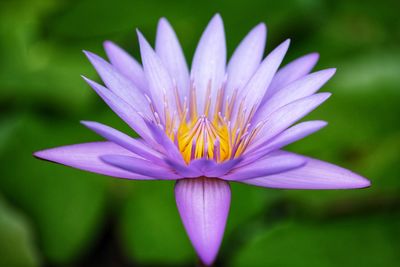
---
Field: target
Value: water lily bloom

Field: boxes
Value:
[34,14,370,266]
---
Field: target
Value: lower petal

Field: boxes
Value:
[34,142,154,180]
[223,151,306,181]
[175,177,231,266]
[100,154,180,180]
[242,155,370,189]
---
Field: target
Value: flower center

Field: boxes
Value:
[176,115,230,163]
[149,82,261,164]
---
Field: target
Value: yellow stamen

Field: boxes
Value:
[161,81,259,164]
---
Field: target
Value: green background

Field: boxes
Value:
[0,0,399,266]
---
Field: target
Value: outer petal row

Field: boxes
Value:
[264,52,320,100]
[249,93,331,150]
[253,68,335,123]
[242,120,327,164]
[34,142,154,180]
[82,77,155,145]
[103,41,147,92]
[84,51,150,115]
[242,155,370,189]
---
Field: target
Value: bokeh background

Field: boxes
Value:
[1,0,400,266]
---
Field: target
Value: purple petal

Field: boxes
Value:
[242,121,327,166]
[191,14,226,113]
[164,159,202,178]
[254,68,335,123]
[242,155,371,189]
[222,151,306,181]
[156,18,190,99]
[83,51,150,114]
[143,119,186,165]
[82,77,154,144]
[165,157,241,179]
[265,52,320,99]
[103,41,147,91]
[34,142,153,179]
[237,39,290,116]
[81,121,164,164]
[188,158,241,177]
[249,93,331,150]
[175,178,230,266]
[225,23,266,98]
[138,30,177,122]
[264,120,327,151]
[100,154,181,180]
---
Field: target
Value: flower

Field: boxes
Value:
[34,14,370,266]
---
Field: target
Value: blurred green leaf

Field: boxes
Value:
[231,214,400,267]
[228,183,280,232]
[0,116,22,152]
[119,181,195,265]
[0,0,94,113]
[0,115,108,264]
[0,195,41,267]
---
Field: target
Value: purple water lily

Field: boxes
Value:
[34,14,370,266]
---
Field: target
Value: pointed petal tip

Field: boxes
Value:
[358,177,371,188]
[322,67,337,77]
[82,50,95,61]
[103,40,117,51]
[208,13,224,29]
[81,77,97,92]
[137,30,152,51]
[83,50,106,66]
[307,52,320,60]
[212,13,223,21]
[329,68,337,77]
[157,17,170,28]
[33,150,45,160]
[318,92,332,101]
[103,40,112,46]
[136,28,144,41]
[33,148,58,163]
[283,38,291,47]
[200,254,217,266]
[33,148,61,165]
[281,38,290,44]
[272,39,290,54]
[315,120,328,128]
[81,75,93,84]
[248,22,267,41]
[306,68,336,83]
[255,22,267,31]
[80,120,95,128]
[337,174,371,189]
[254,22,267,37]
[82,49,95,58]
